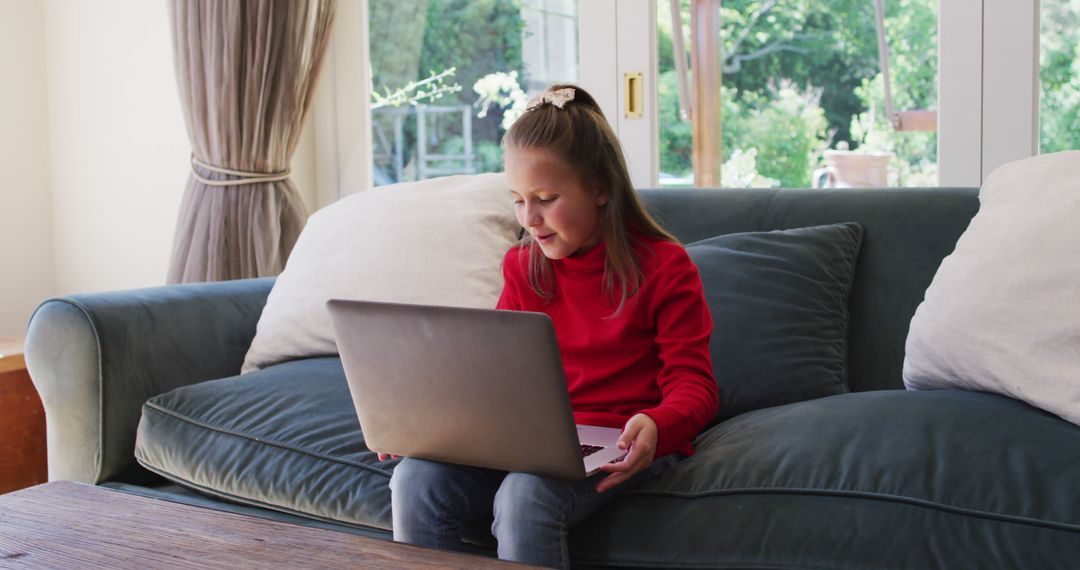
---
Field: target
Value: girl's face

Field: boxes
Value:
[505,147,609,260]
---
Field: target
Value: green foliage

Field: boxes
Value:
[1040,0,1080,153]
[474,140,505,173]
[419,0,525,108]
[657,0,940,187]
[850,74,938,186]
[369,0,429,91]
[657,70,693,177]
[844,0,939,186]
[368,0,526,182]
[716,0,879,143]
[880,0,938,111]
[722,149,780,188]
[371,68,462,109]
[658,69,829,187]
[727,85,830,187]
[418,0,525,166]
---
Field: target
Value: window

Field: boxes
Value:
[367,0,579,186]
[1039,0,1080,153]
[656,0,939,188]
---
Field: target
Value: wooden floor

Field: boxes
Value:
[0,481,536,569]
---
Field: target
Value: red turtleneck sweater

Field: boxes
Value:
[496,235,718,458]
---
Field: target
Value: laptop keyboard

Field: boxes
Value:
[580,444,605,458]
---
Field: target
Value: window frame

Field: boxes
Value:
[310,0,1044,204]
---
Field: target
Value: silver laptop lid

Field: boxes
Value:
[327,299,588,479]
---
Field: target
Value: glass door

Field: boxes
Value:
[1039,0,1080,153]
[656,0,940,189]
[367,0,579,186]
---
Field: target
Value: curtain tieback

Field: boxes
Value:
[190,155,291,187]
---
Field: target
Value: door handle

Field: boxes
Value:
[624,72,643,118]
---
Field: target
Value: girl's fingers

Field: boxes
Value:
[596,455,647,492]
[597,459,630,473]
[618,423,640,450]
[599,443,638,472]
[596,472,628,493]
[596,448,647,485]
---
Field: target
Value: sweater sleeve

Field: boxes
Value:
[638,248,719,458]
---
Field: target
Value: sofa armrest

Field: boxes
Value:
[25,278,275,485]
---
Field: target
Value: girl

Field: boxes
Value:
[384,84,718,569]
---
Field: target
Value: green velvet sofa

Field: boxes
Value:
[26,188,1080,568]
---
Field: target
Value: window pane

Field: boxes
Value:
[657,0,939,188]
[1040,1,1080,153]
[368,0,578,186]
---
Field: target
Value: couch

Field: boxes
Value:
[26,187,1080,568]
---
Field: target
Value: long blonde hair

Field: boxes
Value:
[502,84,678,315]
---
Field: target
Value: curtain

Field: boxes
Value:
[167,0,336,283]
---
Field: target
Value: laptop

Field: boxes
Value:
[326,299,626,480]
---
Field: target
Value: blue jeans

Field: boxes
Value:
[389,455,680,569]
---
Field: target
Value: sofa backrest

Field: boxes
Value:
[638,187,980,393]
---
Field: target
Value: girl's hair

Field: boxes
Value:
[503,83,678,315]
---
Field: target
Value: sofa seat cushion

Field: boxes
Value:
[138,363,1080,567]
[570,389,1080,568]
[134,357,397,531]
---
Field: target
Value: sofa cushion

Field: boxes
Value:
[641,187,980,393]
[904,151,1080,427]
[241,173,519,374]
[686,223,863,419]
[570,389,1080,567]
[138,358,1080,567]
[135,357,397,531]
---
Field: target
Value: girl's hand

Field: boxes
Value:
[595,413,658,493]
[377,453,400,461]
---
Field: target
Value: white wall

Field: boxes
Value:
[43,0,189,296]
[0,0,54,337]
[41,0,318,297]
[0,0,320,336]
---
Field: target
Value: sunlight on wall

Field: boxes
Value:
[0,0,53,336]
[43,0,189,296]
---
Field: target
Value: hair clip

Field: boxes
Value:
[525,87,576,111]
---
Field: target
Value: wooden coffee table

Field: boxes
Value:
[0,481,536,568]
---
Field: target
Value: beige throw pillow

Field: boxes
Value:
[903,151,1080,426]
[242,173,518,373]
